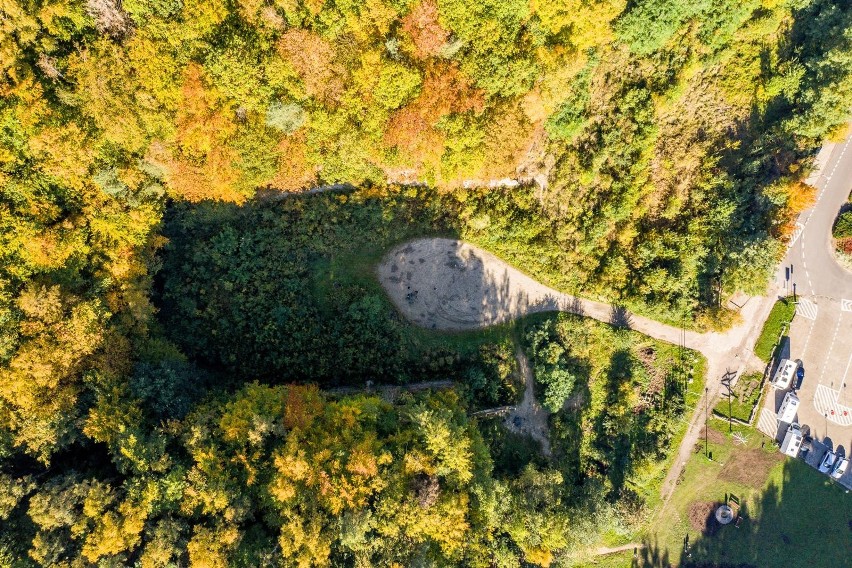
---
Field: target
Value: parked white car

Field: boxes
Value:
[772,359,798,390]
[819,450,837,473]
[776,391,799,423]
[831,457,849,480]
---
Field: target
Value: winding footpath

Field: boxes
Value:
[378,236,776,500]
[377,129,852,504]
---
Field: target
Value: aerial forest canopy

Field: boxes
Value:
[0,0,851,566]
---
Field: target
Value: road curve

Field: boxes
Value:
[782,133,852,299]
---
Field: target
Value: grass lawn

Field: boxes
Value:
[713,372,764,423]
[754,298,797,362]
[646,421,852,568]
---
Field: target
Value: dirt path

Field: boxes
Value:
[504,347,551,456]
[593,543,645,556]
[378,238,706,348]
[377,237,782,501]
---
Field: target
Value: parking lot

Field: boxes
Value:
[756,296,852,487]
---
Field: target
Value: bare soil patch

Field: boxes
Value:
[688,501,721,535]
[719,448,782,487]
[703,426,728,445]
[375,238,705,352]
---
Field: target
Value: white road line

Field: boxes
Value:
[814,385,852,427]
[812,136,851,203]
[841,299,852,312]
[818,310,843,384]
[843,350,852,386]
[800,317,816,356]
[788,222,805,248]
[757,408,779,438]
[795,298,818,320]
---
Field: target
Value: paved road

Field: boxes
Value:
[779,135,852,297]
[760,131,852,463]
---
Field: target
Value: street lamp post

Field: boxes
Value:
[722,369,733,434]
[705,387,709,458]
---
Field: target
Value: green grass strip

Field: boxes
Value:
[753,297,796,362]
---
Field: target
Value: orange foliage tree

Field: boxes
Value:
[153,64,247,203]
[277,29,348,106]
[384,62,484,171]
[401,0,450,59]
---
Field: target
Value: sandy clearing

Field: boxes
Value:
[378,238,706,348]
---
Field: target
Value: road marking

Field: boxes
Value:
[843,350,852,386]
[814,385,852,427]
[795,298,818,320]
[800,317,816,356]
[757,408,779,438]
[788,222,805,248]
[842,299,852,312]
[818,309,843,384]
[813,136,851,202]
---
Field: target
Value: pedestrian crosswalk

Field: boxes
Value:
[814,384,852,426]
[788,222,805,247]
[796,298,818,320]
[757,408,780,438]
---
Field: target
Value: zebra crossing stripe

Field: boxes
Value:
[842,299,852,312]
[796,298,818,320]
[813,385,852,427]
[788,222,805,247]
[757,408,779,438]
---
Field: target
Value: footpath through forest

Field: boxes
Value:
[377,236,778,500]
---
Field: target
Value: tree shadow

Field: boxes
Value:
[155,186,466,388]
[610,304,633,329]
[653,459,852,568]
[591,349,635,492]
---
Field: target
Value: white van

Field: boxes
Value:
[780,423,803,457]
[772,359,797,390]
[777,392,800,424]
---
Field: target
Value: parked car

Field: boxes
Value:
[793,360,805,390]
[772,359,798,390]
[819,450,837,473]
[831,457,849,480]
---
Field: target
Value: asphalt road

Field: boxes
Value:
[780,135,852,298]
[759,131,852,486]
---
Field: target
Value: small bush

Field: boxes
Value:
[833,210,852,238]
[265,101,307,133]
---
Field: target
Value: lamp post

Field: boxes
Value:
[705,387,709,458]
[722,369,733,433]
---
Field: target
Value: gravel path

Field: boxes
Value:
[503,347,551,457]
